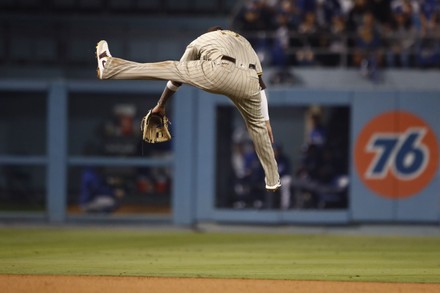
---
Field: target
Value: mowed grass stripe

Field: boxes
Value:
[0,228,439,283]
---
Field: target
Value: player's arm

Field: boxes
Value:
[259,77,274,144]
[260,88,274,144]
[153,81,182,115]
[252,48,274,143]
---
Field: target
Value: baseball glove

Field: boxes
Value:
[140,110,172,143]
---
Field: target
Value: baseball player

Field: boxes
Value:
[96,26,281,192]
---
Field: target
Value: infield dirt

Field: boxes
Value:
[2,275,440,293]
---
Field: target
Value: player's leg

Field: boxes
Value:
[243,111,280,190]
[101,57,182,81]
[101,57,221,91]
[232,92,281,191]
[96,41,217,91]
[204,60,281,190]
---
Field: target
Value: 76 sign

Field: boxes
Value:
[365,128,428,180]
[355,112,438,199]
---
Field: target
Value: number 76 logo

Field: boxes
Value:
[366,128,428,180]
[355,112,438,199]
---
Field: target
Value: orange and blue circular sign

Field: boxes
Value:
[354,111,439,199]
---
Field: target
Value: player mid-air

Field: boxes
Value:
[95,26,281,192]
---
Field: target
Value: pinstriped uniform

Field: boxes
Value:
[102,30,280,187]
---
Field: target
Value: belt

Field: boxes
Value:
[221,55,256,70]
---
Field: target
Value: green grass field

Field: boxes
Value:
[0,227,439,283]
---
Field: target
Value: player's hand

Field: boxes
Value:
[265,120,274,144]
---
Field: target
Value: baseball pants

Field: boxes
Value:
[102,57,280,187]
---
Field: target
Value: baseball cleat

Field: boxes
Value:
[96,40,112,79]
[266,180,281,192]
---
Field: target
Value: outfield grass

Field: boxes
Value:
[0,227,439,283]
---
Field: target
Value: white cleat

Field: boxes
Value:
[266,180,281,192]
[96,40,112,79]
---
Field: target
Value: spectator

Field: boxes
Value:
[315,0,343,28]
[353,12,383,79]
[314,1,344,66]
[232,0,440,69]
[391,0,422,29]
[326,13,348,66]
[296,0,317,14]
[233,0,275,32]
[101,104,138,157]
[272,13,291,66]
[291,108,349,209]
[416,0,440,67]
[296,11,320,65]
[347,0,370,32]
[274,0,301,29]
[308,112,327,146]
[79,167,122,213]
[385,7,416,67]
[232,141,265,209]
[232,0,277,65]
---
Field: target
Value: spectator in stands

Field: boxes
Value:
[296,11,320,65]
[232,0,276,66]
[385,6,416,67]
[391,0,421,29]
[315,0,343,28]
[272,12,291,66]
[347,0,370,32]
[326,13,348,66]
[233,0,275,32]
[296,0,317,14]
[232,0,440,70]
[266,0,301,82]
[305,1,344,66]
[274,0,301,29]
[416,0,440,67]
[353,11,383,78]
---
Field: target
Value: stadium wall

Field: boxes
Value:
[0,70,439,225]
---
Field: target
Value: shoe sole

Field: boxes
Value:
[96,40,109,79]
[266,182,282,192]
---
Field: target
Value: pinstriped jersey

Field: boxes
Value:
[179,30,263,75]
